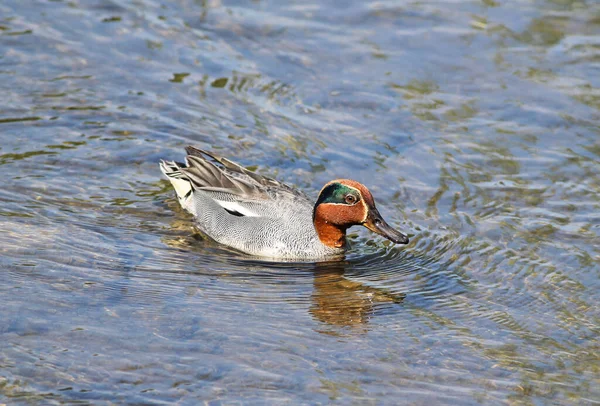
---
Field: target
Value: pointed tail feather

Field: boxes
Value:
[159,160,195,212]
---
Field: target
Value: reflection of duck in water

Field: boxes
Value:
[160,146,409,259]
[310,262,405,328]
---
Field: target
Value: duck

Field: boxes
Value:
[160,146,409,259]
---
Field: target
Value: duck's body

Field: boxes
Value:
[160,147,408,259]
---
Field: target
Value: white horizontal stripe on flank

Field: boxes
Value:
[216,200,259,217]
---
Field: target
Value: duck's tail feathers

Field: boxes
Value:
[159,159,195,212]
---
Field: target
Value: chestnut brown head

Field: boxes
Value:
[313,179,409,248]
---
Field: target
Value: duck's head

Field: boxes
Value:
[312,179,409,249]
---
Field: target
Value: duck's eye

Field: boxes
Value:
[344,194,357,205]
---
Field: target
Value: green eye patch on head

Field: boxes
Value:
[315,183,359,206]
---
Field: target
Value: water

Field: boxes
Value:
[1,0,599,404]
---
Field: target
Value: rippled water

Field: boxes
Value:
[1,0,599,404]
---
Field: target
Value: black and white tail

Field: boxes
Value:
[159,160,196,213]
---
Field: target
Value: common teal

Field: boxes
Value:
[160,146,409,259]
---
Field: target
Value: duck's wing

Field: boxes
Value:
[160,146,310,217]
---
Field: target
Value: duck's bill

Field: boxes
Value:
[364,208,409,244]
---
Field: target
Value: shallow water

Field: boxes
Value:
[1,0,599,404]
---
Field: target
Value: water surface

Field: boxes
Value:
[1,0,599,404]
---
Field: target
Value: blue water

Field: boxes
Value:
[1,0,599,404]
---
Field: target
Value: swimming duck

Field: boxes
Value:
[160,146,409,259]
